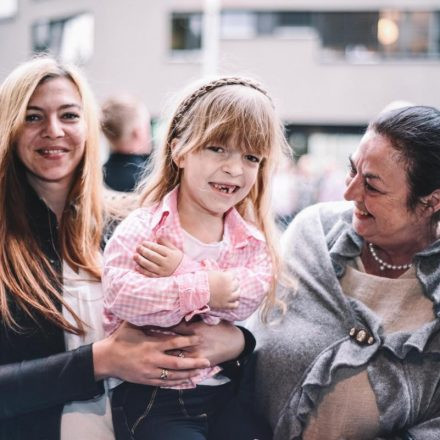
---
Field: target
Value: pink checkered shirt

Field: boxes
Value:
[103,186,272,387]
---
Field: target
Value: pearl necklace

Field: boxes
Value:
[368,243,412,271]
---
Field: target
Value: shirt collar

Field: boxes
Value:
[150,186,266,246]
[150,186,180,230]
[223,207,266,247]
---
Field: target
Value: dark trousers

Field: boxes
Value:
[111,377,272,440]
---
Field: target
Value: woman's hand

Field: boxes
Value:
[93,322,210,387]
[171,320,245,366]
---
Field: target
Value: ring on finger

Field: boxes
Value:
[160,368,168,380]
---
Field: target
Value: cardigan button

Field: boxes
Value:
[349,327,374,346]
[356,329,367,343]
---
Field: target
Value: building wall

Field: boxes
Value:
[1,0,440,125]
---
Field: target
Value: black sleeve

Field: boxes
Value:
[219,325,256,380]
[0,344,104,420]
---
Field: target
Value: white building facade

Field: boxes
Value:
[1,0,440,157]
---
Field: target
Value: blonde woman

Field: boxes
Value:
[0,58,251,440]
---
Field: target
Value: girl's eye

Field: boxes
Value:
[245,154,261,164]
[207,146,225,153]
[25,114,42,122]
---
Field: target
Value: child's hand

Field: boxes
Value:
[134,238,183,277]
[208,271,240,309]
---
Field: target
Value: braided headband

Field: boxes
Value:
[170,77,272,139]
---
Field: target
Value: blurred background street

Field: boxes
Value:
[2,0,440,222]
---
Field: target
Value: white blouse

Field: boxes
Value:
[61,261,114,440]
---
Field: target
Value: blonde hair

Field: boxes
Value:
[138,77,289,320]
[0,56,103,334]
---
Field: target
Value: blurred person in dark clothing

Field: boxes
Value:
[271,154,318,230]
[102,95,152,192]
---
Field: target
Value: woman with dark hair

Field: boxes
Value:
[251,105,440,439]
[0,57,254,440]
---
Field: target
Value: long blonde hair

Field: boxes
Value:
[139,77,289,320]
[0,57,103,334]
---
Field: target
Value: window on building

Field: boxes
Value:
[0,0,17,20]
[32,12,94,64]
[271,11,313,36]
[170,10,313,51]
[255,11,313,36]
[378,11,438,59]
[169,9,440,60]
[171,12,202,51]
[316,12,379,61]
[221,10,256,39]
[316,11,440,61]
[221,10,313,38]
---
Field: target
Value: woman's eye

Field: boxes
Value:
[25,114,41,122]
[365,182,378,192]
[62,112,80,120]
[347,162,356,177]
[245,154,261,164]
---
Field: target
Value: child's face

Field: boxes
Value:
[176,142,262,217]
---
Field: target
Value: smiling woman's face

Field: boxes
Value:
[15,76,86,189]
[343,130,431,249]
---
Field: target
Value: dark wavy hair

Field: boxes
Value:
[368,105,440,223]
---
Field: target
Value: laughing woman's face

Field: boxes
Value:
[344,130,431,249]
[16,76,86,190]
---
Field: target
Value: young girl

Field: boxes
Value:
[103,76,287,439]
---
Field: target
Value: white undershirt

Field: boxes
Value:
[61,261,114,440]
[182,229,230,386]
[181,228,224,260]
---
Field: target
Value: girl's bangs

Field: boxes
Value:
[196,99,274,157]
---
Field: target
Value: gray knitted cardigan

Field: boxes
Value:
[250,202,440,440]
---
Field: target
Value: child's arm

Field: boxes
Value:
[134,239,240,310]
[103,211,212,328]
[133,238,184,278]
[135,239,272,322]
[199,243,273,322]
